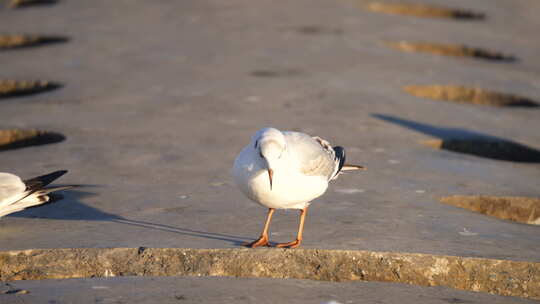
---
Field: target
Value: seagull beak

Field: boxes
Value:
[267,169,273,190]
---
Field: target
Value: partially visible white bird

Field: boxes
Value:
[0,170,74,218]
[233,127,365,248]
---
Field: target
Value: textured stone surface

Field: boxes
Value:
[403,85,539,107]
[1,0,540,302]
[0,35,41,49]
[441,196,540,225]
[0,80,61,98]
[1,248,539,299]
[365,2,485,20]
[0,129,65,151]
[1,276,537,304]
[1,0,539,262]
[7,0,57,9]
[385,41,515,62]
[0,35,67,49]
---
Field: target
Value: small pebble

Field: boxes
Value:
[92,286,110,290]
[335,188,365,194]
[459,228,478,236]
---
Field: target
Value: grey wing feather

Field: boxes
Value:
[283,132,340,180]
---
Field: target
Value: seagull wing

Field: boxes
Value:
[283,132,341,180]
[0,173,27,208]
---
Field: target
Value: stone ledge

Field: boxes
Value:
[1,248,538,300]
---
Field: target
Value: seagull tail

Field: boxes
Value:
[23,170,68,192]
[25,185,78,209]
[0,185,77,218]
[331,147,366,180]
[0,171,76,218]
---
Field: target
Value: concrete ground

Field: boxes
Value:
[1,0,539,302]
[2,276,538,304]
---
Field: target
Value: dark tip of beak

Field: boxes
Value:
[267,169,273,190]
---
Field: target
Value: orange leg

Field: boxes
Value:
[275,207,308,248]
[244,208,275,248]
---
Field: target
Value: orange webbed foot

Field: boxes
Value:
[243,236,271,248]
[273,239,301,248]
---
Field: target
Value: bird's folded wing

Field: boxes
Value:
[0,172,27,208]
[283,132,337,179]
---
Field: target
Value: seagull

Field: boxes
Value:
[0,170,74,218]
[233,127,365,248]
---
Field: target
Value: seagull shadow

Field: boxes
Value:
[372,113,499,139]
[112,219,248,246]
[10,189,120,221]
[9,188,248,246]
[372,113,540,163]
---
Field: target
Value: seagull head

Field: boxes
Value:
[253,128,286,190]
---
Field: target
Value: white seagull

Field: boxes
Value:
[233,127,365,248]
[0,170,74,218]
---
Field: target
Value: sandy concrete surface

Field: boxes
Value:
[1,0,539,302]
[2,276,538,304]
[1,248,539,299]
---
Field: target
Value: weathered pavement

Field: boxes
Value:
[1,0,539,302]
[2,276,538,304]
